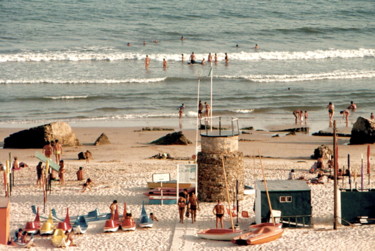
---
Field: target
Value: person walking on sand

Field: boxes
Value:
[178,195,187,223]
[178,103,185,119]
[327,102,334,126]
[145,55,151,69]
[54,139,63,163]
[36,162,44,187]
[188,191,199,223]
[213,199,225,228]
[58,160,65,185]
[42,141,53,158]
[340,110,350,127]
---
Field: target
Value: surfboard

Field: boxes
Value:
[35,152,60,171]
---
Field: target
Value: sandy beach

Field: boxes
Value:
[0,125,374,251]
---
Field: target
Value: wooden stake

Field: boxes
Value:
[259,154,275,225]
[333,120,338,230]
[221,157,235,231]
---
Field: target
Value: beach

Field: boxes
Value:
[1,125,374,251]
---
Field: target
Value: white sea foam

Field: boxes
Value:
[0,48,374,63]
[46,95,88,100]
[0,78,167,85]
[219,70,375,83]
[234,109,254,113]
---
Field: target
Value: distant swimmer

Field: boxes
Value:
[207,53,212,63]
[190,52,196,64]
[179,103,185,119]
[236,44,239,48]
[145,55,151,69]
[127,43,131,46]
[224,53,228,64]
[347,101,357,111]
[254,44,260,50]
[163,58,167,69]
[180,35,185,40]
[181,54,184,62]
[143,41,147,46]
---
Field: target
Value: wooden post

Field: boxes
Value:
[361,154,364,191]
[221,157,235,231]
[333,120,338,230]
[259,155,275,225]
[348,154,351,190]
[367,145,371,186]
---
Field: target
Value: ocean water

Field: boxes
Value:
[1,0,374,132]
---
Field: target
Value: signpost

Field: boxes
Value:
[152,173,170,205]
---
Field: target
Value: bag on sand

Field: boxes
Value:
[185,209,190,218]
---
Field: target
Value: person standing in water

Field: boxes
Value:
[145,55,151,69]
[327,102,334,127]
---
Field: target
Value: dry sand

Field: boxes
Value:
[0,126,374,251]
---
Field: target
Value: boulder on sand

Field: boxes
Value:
[350,117,375,144]
[3,122,80,148]
[94,133,110,146]
[311,144,333,159]
[151,131,192,145]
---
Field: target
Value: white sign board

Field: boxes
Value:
[177,164,197,183]
[152,173,170,182]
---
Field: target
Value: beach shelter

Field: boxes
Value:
[255,180,312,227]
[339,189,375,225]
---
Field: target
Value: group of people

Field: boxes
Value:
[42,140,63,163]
[292,110,308,124]
[177,189,199,224]
[178,101,211,119]
[327,101,357,127]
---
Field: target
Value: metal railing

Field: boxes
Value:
[200,116,240,136]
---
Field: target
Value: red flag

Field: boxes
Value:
[367,145,371,174]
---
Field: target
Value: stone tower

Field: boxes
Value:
[197,129,244,202]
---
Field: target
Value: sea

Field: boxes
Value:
[1,0,374,132]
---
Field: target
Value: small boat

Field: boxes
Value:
[120,203,136,231]
[138,201,153,228]
[40,210,55,235]
[197,229,243,241]
[232,226,284,245]
[25,207,41,234]
[73,216,88,234]
[249,223,282,230]
[51,228,70,248]
[104,206,120,232]
[148,195,177,205]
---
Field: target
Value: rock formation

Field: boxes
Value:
[94,133,110,146]
[350,117,375,144]
[311,144,333,159]
[150,131,192,145]
[3,122,80,148]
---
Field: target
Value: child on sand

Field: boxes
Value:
[150,213,158,222]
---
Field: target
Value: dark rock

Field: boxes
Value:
[350,117,375,144]
[241,126,254,130]
[3,122,80,149]
[311,145,333,159]
[150,131,192,145]
[78,150,92,160]
[312,130,351,137]
[270,127,309,133]
[94,133,110,146]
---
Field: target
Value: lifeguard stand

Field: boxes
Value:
[0,197,10,245]
[197,117,244,202]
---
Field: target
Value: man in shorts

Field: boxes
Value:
[213,199,225,228]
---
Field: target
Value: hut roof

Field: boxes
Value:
[256,180,310,192]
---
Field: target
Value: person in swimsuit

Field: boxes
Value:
[204,102,211,117]
[190,52,196,64]
[42,141,53,158]
[207,53,212,63]
[145,55,151,69]
[327,102,334,126]
[58,160,65,185]
[347,101,357,112]
[213,199,225,228]
[162,58,167,69]
[188,191,199,223]
[178,196,187,223]
[214,53,218,63]
[178,103,185,119]
[340,109,350,127]
[54,139,63,163]
[198,100,203,119]
[109,200,118,216]
[224,53,228,64]
[292,110,301,124]
[36,162,43,187]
